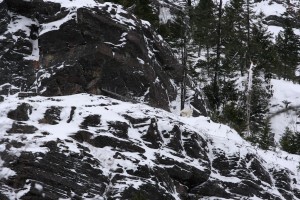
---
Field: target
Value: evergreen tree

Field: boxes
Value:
[192,0,216,54]
[275,12,299,80]
[222,0,250,76]
[134,0,158,26]
[280,127,298,154]
[248,76,271,138]
[190,0,217,85]
[249,12,276,73]
[106,0,158,27]
[258,120,273,150]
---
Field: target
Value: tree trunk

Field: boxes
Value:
[213,0,222,110]
[246,0,251,71]
[181,15,189,110]
[246,62,255,137]
[187,0,191,6]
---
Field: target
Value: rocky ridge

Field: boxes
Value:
[1,0,300,199]
[0,94,299,199]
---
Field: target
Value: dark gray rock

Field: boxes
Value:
[6,122,37,134]
[1,0,183,111]
[36,6,182,111]
[182,130,208,159]
[7,103,32,121]
[1,99,299,199]
[141,118,163,148]
[123,114,150,127]
[2,147,108,199]
[18,92,37,98]
[271,168,292,191]
[190,180,232,198]
[248,156,272,185]
[156,155,210,189]
[166,125,183,152]
[92,135,145,153]
[4,0,66,24]
[80,114,101,128]
[67,106,76,123]
[39,106,62,125]
[107,121,129,139]
[71,130,93,143]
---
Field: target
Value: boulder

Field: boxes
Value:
[39,106,62,125]
[7,103,32,121]
[6,122,37,134]
[80,114,101,128]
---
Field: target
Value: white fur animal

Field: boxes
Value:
[180,107,193,117]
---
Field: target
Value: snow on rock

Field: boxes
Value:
[0,93,299,199]
[0,0,183,111]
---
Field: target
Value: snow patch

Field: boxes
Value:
[159,7,175,24]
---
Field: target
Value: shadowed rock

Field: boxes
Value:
[80,114,101,128]
[39,106,62,125]
[6,122,37,134]
[7,103,32,121]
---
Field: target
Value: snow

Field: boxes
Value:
[34,183,43,191]
[0,158,16,179]
[267,26,283,40]
[5,12,34,40]
[39,11,77,36]
[4,0,139,64]
[23,39,39,61]
[254,0,286,17]
[270,79,300,142]
[43,0,98,9]
[159,7,175,24]
[40,1,136,36]
[2,0,300,198]
[0,92,300,199]
[137,57,145,65]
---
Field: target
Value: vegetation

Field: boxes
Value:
[190,0,299,149]
[280,127,300,154]
[108,0,300,151]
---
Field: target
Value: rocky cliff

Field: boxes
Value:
[1,0,300,200]
[0,94,300,199]
[0,0,183,110]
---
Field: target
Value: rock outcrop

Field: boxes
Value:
[0,94,299,199]
[0,0,183,110]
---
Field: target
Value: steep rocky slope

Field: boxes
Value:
[0,94,300,199]
[0,0,183,110]
[1,0,300,199]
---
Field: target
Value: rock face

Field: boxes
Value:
[1,0,300,199]
[0,0,183,111]
[0,94,299,199]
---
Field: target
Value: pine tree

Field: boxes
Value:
[280,127,298,154]
[275,12,299,80]
[258,120,273,150]
[248,76,271,137]
[249,12,275,73]
[192,0,217,78]
[222,0,250,76]
[192,0,216,54]
[107,0,159,27]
